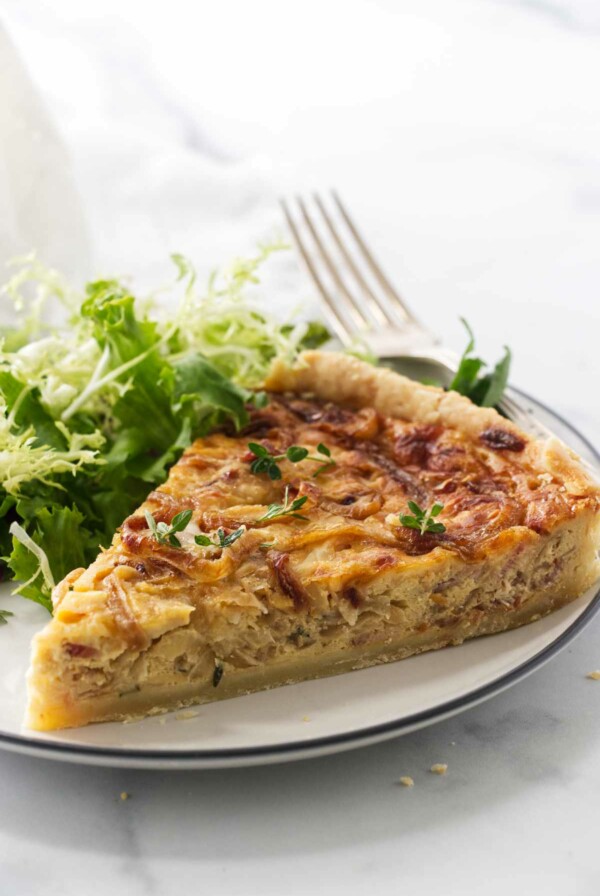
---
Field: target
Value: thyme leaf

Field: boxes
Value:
[257,486,309,522]
[194,526,246,549]
[144,508,193,548]
[247,441,335,479]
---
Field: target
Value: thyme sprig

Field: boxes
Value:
[399,501,446,535]
[257,486,309,522]
[144,508,193,548]
[195,526,246,549]
[247,442,334,480]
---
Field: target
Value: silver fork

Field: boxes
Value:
[280,190,552,440]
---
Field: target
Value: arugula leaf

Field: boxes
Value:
[107,389,181,483]
[468,347,512,408]
[170,353,249,431]
[0,610,14,625]
[449,319,511,408]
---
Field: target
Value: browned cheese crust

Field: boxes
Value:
[26,351,600,730]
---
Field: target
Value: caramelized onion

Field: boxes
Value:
[266,551,309,610]
[480,428,526,452]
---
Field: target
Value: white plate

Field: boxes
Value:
[0,391,598,768]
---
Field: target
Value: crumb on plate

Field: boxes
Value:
[430,763,448,775]
[175,710,199,721]
[586,670,600,680]
[399,776,414,788]
[120,792,130,801]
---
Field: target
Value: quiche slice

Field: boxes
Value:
[27,351,600,730]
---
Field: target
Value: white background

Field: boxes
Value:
[0,1,599,894]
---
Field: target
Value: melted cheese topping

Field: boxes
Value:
[79,392,586,619]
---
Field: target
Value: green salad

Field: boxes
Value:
[0,243,511,617]
[0,245,329,611]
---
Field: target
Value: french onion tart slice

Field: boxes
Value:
[27,352,600,730]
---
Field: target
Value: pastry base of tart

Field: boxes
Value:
[26,513,599,731]
[26,588,589,731]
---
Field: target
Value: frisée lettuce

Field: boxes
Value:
[0,246,329,611]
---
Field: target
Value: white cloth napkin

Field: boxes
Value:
[0,23,90,303]
[0,15,307,319]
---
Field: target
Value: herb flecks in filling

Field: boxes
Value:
[212,663,224,687]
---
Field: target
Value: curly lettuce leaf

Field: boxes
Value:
[0,370,66,450]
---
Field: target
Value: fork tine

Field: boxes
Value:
[279,199,353,345]
[313,193,397,328]
[295,196,372,332]
[331,190,422,327]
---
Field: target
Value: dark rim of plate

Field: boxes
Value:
[0,388,599,766]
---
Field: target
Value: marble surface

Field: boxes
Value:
[1,1,600,893]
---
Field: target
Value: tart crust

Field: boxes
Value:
[26,351,600,730]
